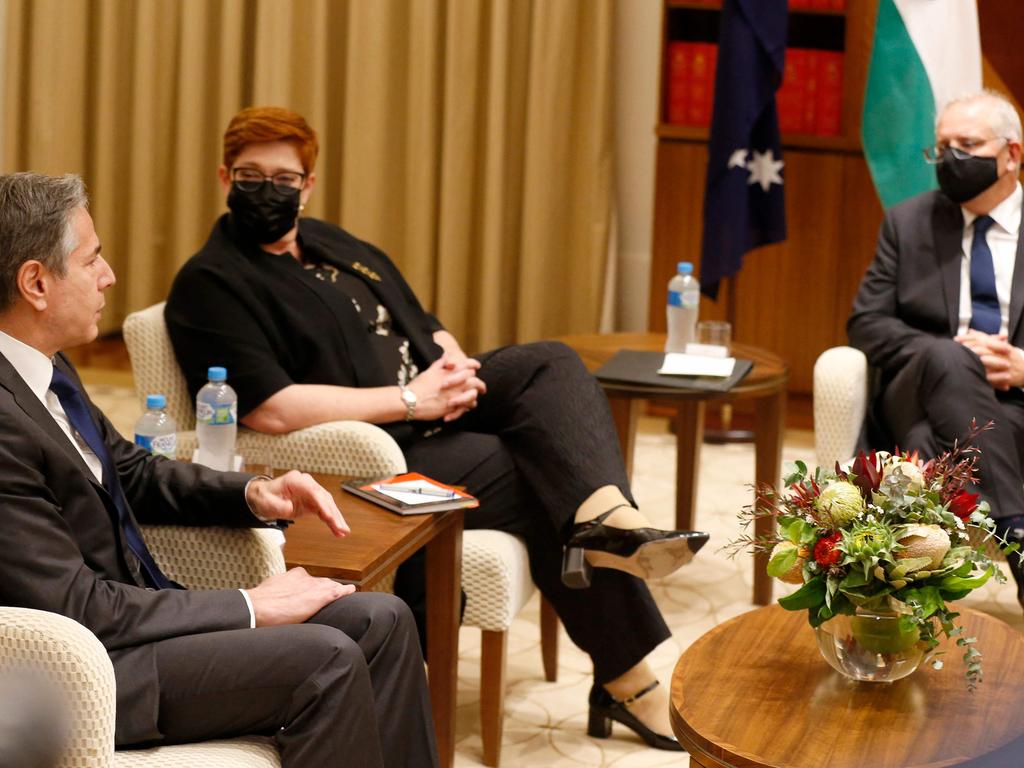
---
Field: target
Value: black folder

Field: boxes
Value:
[594,349,754,393]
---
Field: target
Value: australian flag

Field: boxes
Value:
[700,0,788,300]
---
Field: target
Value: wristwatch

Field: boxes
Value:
[399,385,417,422]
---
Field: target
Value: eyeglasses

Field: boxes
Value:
[922,136,1010,164]
[231,167,306,193]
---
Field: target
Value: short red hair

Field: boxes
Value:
[222,107,319,173]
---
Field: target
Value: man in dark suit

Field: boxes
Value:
[0,172,438,768]
[849,90,1024,608]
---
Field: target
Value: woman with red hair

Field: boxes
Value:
[167,106,706,750]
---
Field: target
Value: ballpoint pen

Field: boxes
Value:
[378,483,457,499]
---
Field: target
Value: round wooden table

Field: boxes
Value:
[670,605,1024,768]
[557,332,788,605]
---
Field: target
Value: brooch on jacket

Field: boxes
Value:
[351,261,382,282]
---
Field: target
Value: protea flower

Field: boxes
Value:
[814,481,865,529]
[896,524,951,570]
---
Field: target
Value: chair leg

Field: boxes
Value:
[540,595,558,682]
[480,629,507,767]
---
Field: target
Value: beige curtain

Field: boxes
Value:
[1,0,613,352]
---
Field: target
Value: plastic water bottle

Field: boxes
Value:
[666,261,700,353]
[134,394,177,459]
[195,367,238,471]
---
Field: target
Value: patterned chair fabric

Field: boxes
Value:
[813,346,869,467]
[122,302,554,766]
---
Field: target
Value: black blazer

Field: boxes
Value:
[0,352,257,744]
[166,216,445,430]
[848,188,1024,390]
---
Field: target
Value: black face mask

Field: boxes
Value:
[227,181,301,244]
[935,147,1001,204]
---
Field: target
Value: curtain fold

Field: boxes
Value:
[1,0,612,350]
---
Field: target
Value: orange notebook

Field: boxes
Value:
[341,472,479,515]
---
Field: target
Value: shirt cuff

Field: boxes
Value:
[238,588,256,628]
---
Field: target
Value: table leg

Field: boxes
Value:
[674,401,705,531]
[752,389,786,606]
[607,394,640,480]
[426,516,463,768]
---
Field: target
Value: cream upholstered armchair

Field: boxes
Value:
[0,528,284,767]
[123,302,557,767]
[813,345,869,467]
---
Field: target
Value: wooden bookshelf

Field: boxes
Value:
[649,0,882,398]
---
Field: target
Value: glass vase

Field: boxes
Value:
[814,609,925,682]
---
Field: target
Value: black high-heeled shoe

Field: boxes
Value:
[587,681,683,751]
[561,504,709,589]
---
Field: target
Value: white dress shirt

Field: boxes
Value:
[957,183,1023,336]
[0,330,256,626]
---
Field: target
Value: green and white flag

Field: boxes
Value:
[862,0,981,209]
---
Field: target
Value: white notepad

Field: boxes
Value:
[657,353,737,378]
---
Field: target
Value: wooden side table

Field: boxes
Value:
[670,605,1024,768]
[557,331,788,605]
[281,474,463,768]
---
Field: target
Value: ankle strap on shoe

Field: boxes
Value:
[591,503,634,526]
[619,679,660,708]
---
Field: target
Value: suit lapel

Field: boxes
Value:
[1008,214,1024,342]
[933,195,966,336]
[0,352,105,484]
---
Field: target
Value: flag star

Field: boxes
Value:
[745,149,784,192]
[728,149,748,169]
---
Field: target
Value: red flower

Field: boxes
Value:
[813,532,843,567]
[949,490,979,520]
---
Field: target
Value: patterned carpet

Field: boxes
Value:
[82,372,1024,768]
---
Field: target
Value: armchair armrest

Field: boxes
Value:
[140,526,286,590]
[235,420,407,478]
[0,607,115,768]
[813,346,869,467]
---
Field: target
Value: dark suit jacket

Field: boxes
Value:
[165,215,444,444]
[0,352,259,743]
[848,188,1024,391]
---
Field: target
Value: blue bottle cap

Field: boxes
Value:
[146,394,166,409]
[677,262,693,275]
[207,366,227,382]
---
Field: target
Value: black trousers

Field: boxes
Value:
[879,337,1024,520]
[121,593,438,768]
[396,341,671,684]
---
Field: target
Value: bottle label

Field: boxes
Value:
[197,402,237,425]
[135,432,177,459]
[151,433,177,459]
[668,290,682,308]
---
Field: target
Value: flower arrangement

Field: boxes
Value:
[733,422,1017,689]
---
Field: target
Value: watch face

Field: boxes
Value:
[402,388,417,405]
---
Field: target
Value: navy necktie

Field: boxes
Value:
[49,366,175,589]
[968,215,1001,334]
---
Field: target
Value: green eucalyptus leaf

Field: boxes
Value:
[779,576,826,611]
[939,566,995,593]
[767,546,799,578]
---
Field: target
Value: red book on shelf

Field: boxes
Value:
[686,43,717,127]
[801,49,820,133]
[810,0,832,8]
[777,49,803,134]
[828,0,846,8]
[666,41,689,124]
[816,51,843,135]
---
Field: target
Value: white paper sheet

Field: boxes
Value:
[374,479,457,505]
[657,353,736,378]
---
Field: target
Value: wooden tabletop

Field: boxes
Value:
[282,474,460,587]
[556,332,788,401]
[670,605,1024,768]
